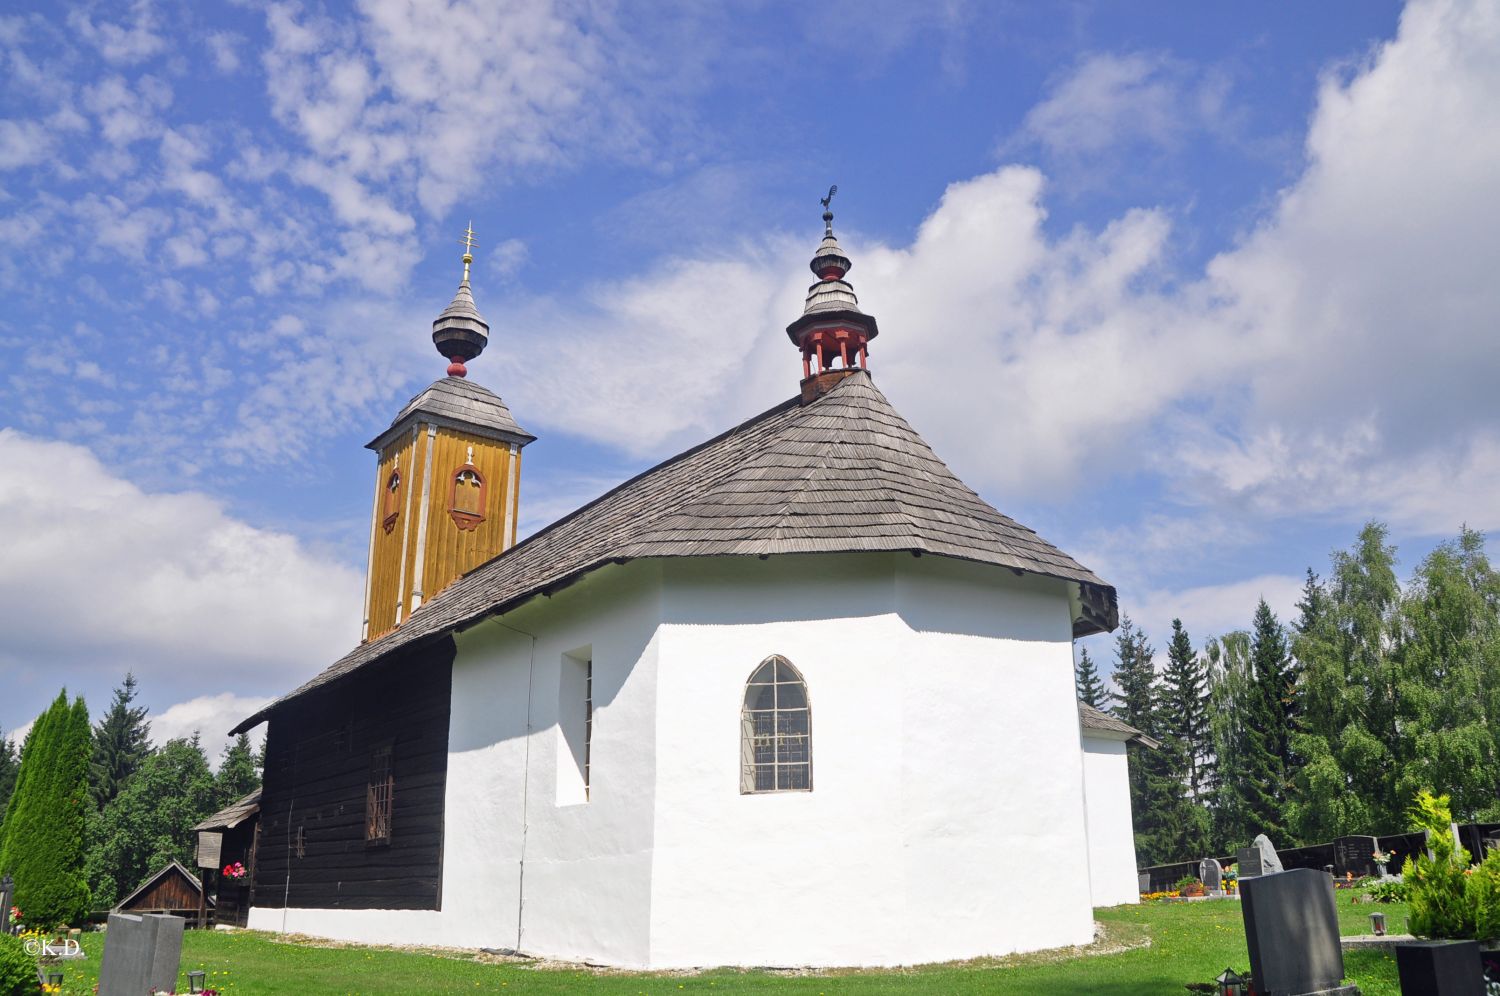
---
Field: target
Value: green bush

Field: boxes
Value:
[1468,846,1500,942]
[0,933,33,996]
[1403,789,1476,939]
[1365,879,1409,903]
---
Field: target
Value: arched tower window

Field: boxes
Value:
[382,471,401,533]
[741,655,811,793]
[449,463,487,531]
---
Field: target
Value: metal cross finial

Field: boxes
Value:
[820,185,837,236]
[459,221,478,280]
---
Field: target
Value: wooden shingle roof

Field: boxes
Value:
[233,372,1115,733]
[366,376,534,451]
[191,788,261,832]
[1078,702,1160,749]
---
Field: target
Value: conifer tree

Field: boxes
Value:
[0,730,17,835]
[1074,645,1108,709]
[1110,616,1199,863]
[1244,599,1293,840]
[91,673,151,809]
[215,734,260,807]
[0,692,93,927]
[1160,619,1212,801]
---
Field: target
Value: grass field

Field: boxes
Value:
[40,890,1406,994]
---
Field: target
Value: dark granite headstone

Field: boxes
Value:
[145,913,184,993]
[1395,940,1483,995]
[1238,845,1263,878]
[1240,868,1347,996]
[1335,835,1377,877]
[1200,857,1224,893]
[98,913,159,995]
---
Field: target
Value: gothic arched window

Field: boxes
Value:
[449,464,486,531]
[740,655,811,793]
[382,470,401,533]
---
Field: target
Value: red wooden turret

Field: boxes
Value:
[785,186,879,402]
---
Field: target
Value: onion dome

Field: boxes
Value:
[431,224,489,378]
[786,187,879,398]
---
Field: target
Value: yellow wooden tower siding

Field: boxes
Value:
[361,228,535,642]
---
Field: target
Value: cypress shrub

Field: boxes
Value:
[0,692,92,928]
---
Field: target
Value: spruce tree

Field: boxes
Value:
[1244,600,1293,841]
[216,734,260,806]
[1109,616,1198,863]
[1075,646,1108,709]
[1160,619,1212,801]
[0,692,92,927]
[91,673,151,809]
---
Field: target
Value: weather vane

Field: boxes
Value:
[820,185,837,235]
[459,221,478,280]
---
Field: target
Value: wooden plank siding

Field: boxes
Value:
[120,868,202,915]
[212,820,260,927]
[366,425,520,641]
[253,637,455,911]
[366,430,419,638]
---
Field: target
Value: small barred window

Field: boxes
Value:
[740,656,811,793]
[366,743,393,843]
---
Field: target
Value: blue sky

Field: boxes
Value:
[4,0,1498,754]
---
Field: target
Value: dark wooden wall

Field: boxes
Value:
[213,820,260,927]
[253,637,455,911]
[121,869,201,914]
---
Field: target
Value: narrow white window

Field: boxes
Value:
[741,655,812,793]
[557,647,592,805]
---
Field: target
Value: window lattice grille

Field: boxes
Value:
[741,656,812,793]
[366,744,393,842]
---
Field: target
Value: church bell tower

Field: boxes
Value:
[361,227,535,642]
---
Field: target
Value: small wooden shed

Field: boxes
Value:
[191,788,261,928]
[114,860,211,919]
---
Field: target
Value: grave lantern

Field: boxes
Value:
[1215,967,1248,996]
[45,971,63,987]
[1369,911,1386,936]
[188,969,207,992]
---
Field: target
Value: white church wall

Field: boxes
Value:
[1080,733,1141,907]
[252,561,665,965]
[647,552,1095,968]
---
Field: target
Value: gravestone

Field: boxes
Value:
[1200,857,1224,894]
[98,912,184,996]
[1335,835,1377,877]
[1238,834,1284,879]
[0,873,12,932]
[146,913,184,992]
[1240,868,1357,996]
[1138,871,1150,893]
[1395,939,1483,995]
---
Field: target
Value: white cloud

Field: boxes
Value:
[1128,573,1306,648]
[0,429,362,734]
[68,1,167,65]
[206,31,243,74]
[1011,51,1230,159]
[151,693,271,765]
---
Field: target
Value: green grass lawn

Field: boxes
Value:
[41,890,1407,995]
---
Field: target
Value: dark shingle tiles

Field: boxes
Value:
[233,373,1114,732]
